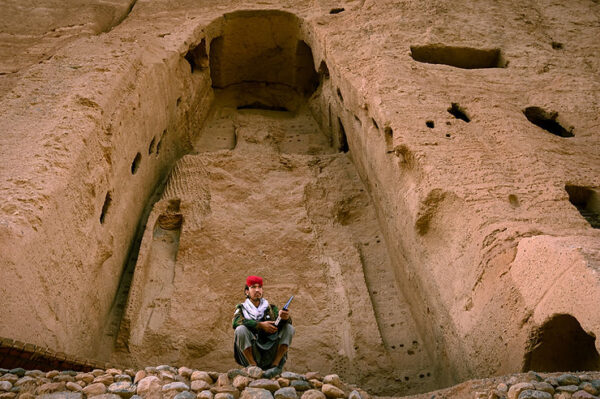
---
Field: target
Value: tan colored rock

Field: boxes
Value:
[321,377,341,390]
[249,380,280,393]
[232,376,250,391]
[67,382,83,392]
[94,375,115,386]
[309,381,322,389]
[321,384,345,399]
[507,383,534,399]
[192,372,213,384]
[217,375,230,387]
[134,371,147,384]
[301,390,326,399]
[198,390,214,399]
[137,376,162,399]
[84,383,108,396]
[37,382,67,395]
[192,380,212,392]
[277,379,290,388]
[76,373,95,384]
[179,368,194,378]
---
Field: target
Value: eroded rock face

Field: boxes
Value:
[1,0,600,397]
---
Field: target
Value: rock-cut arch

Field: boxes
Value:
[523,314,600,372]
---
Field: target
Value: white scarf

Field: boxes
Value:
[242,298,270,320]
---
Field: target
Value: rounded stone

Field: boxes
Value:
[558,375,580,386]
[192,380,212,392]
[215,394,235,399]
[580,382,598,396]
[45,371,59,379]
[228,370,248,380]
[84,383,108,396]
[246,367,263,379]
[322,376,341,389]
[8,369,25,378]
[134,371,147,384]
[67,382,83,392]
[94,375,115,386]
[106,369,123,376]
[0,375,17,385]
[198,390,214,399]
[233,376,250,391]
[116,375,132,383]
[573,391,597,399]
[249,380,280,392]
[108,381,137,398]
[517,390,551,399]
[0,382,11,392]
[301,390,326,399]
[557,385,580,394]
[304,374,321,382]
[137,376,161,395]
[309,381,322,389]
[321,384,345,399]
[88,394,121,399]
[274,387,298,399]
[163,382,190,392]
[240,388,273,399]
[76,373,95,384]
[158,366,178,374]
[277,379,289,388]
[280,373,304,381]
[532,382,554,394]
[508,383,534,399]
[290,381,312,392]
[179,368,194,378]
[0,393,16,399]
[24,371,44,378]
[175,391,198,399]
[55,375,76,383]
[37,382,67,395]
[217,375,230,387]
[191,372,213,384]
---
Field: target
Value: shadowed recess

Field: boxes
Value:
[100,192,112,224]
[447,103,470,122]
[523,106,573,138]
[131,152,142,175]
[523,314,600,372]
[410,45,507,69]
[338,117,349,153]
[565,185,600,228]
[185,39,208,73]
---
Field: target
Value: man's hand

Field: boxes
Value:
[279,309,290,320]
[258,321,278,334]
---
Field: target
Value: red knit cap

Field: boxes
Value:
[246,275,263,287]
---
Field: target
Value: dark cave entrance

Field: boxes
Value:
[523,314,600,372]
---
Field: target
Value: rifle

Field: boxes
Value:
[274,295,294,326]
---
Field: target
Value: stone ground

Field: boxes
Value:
[2,366,600,399]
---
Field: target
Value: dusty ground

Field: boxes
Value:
[1,0,599,398]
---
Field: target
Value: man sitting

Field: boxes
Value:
[232,275,295,378]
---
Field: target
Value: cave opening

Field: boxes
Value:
[410,45,507,69]
[565,185,600,228]
[448,103,470,122]
[523,314,600,372]
[208,11,319,112]
[523,106,573,137]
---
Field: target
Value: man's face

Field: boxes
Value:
[247,283,263,301]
